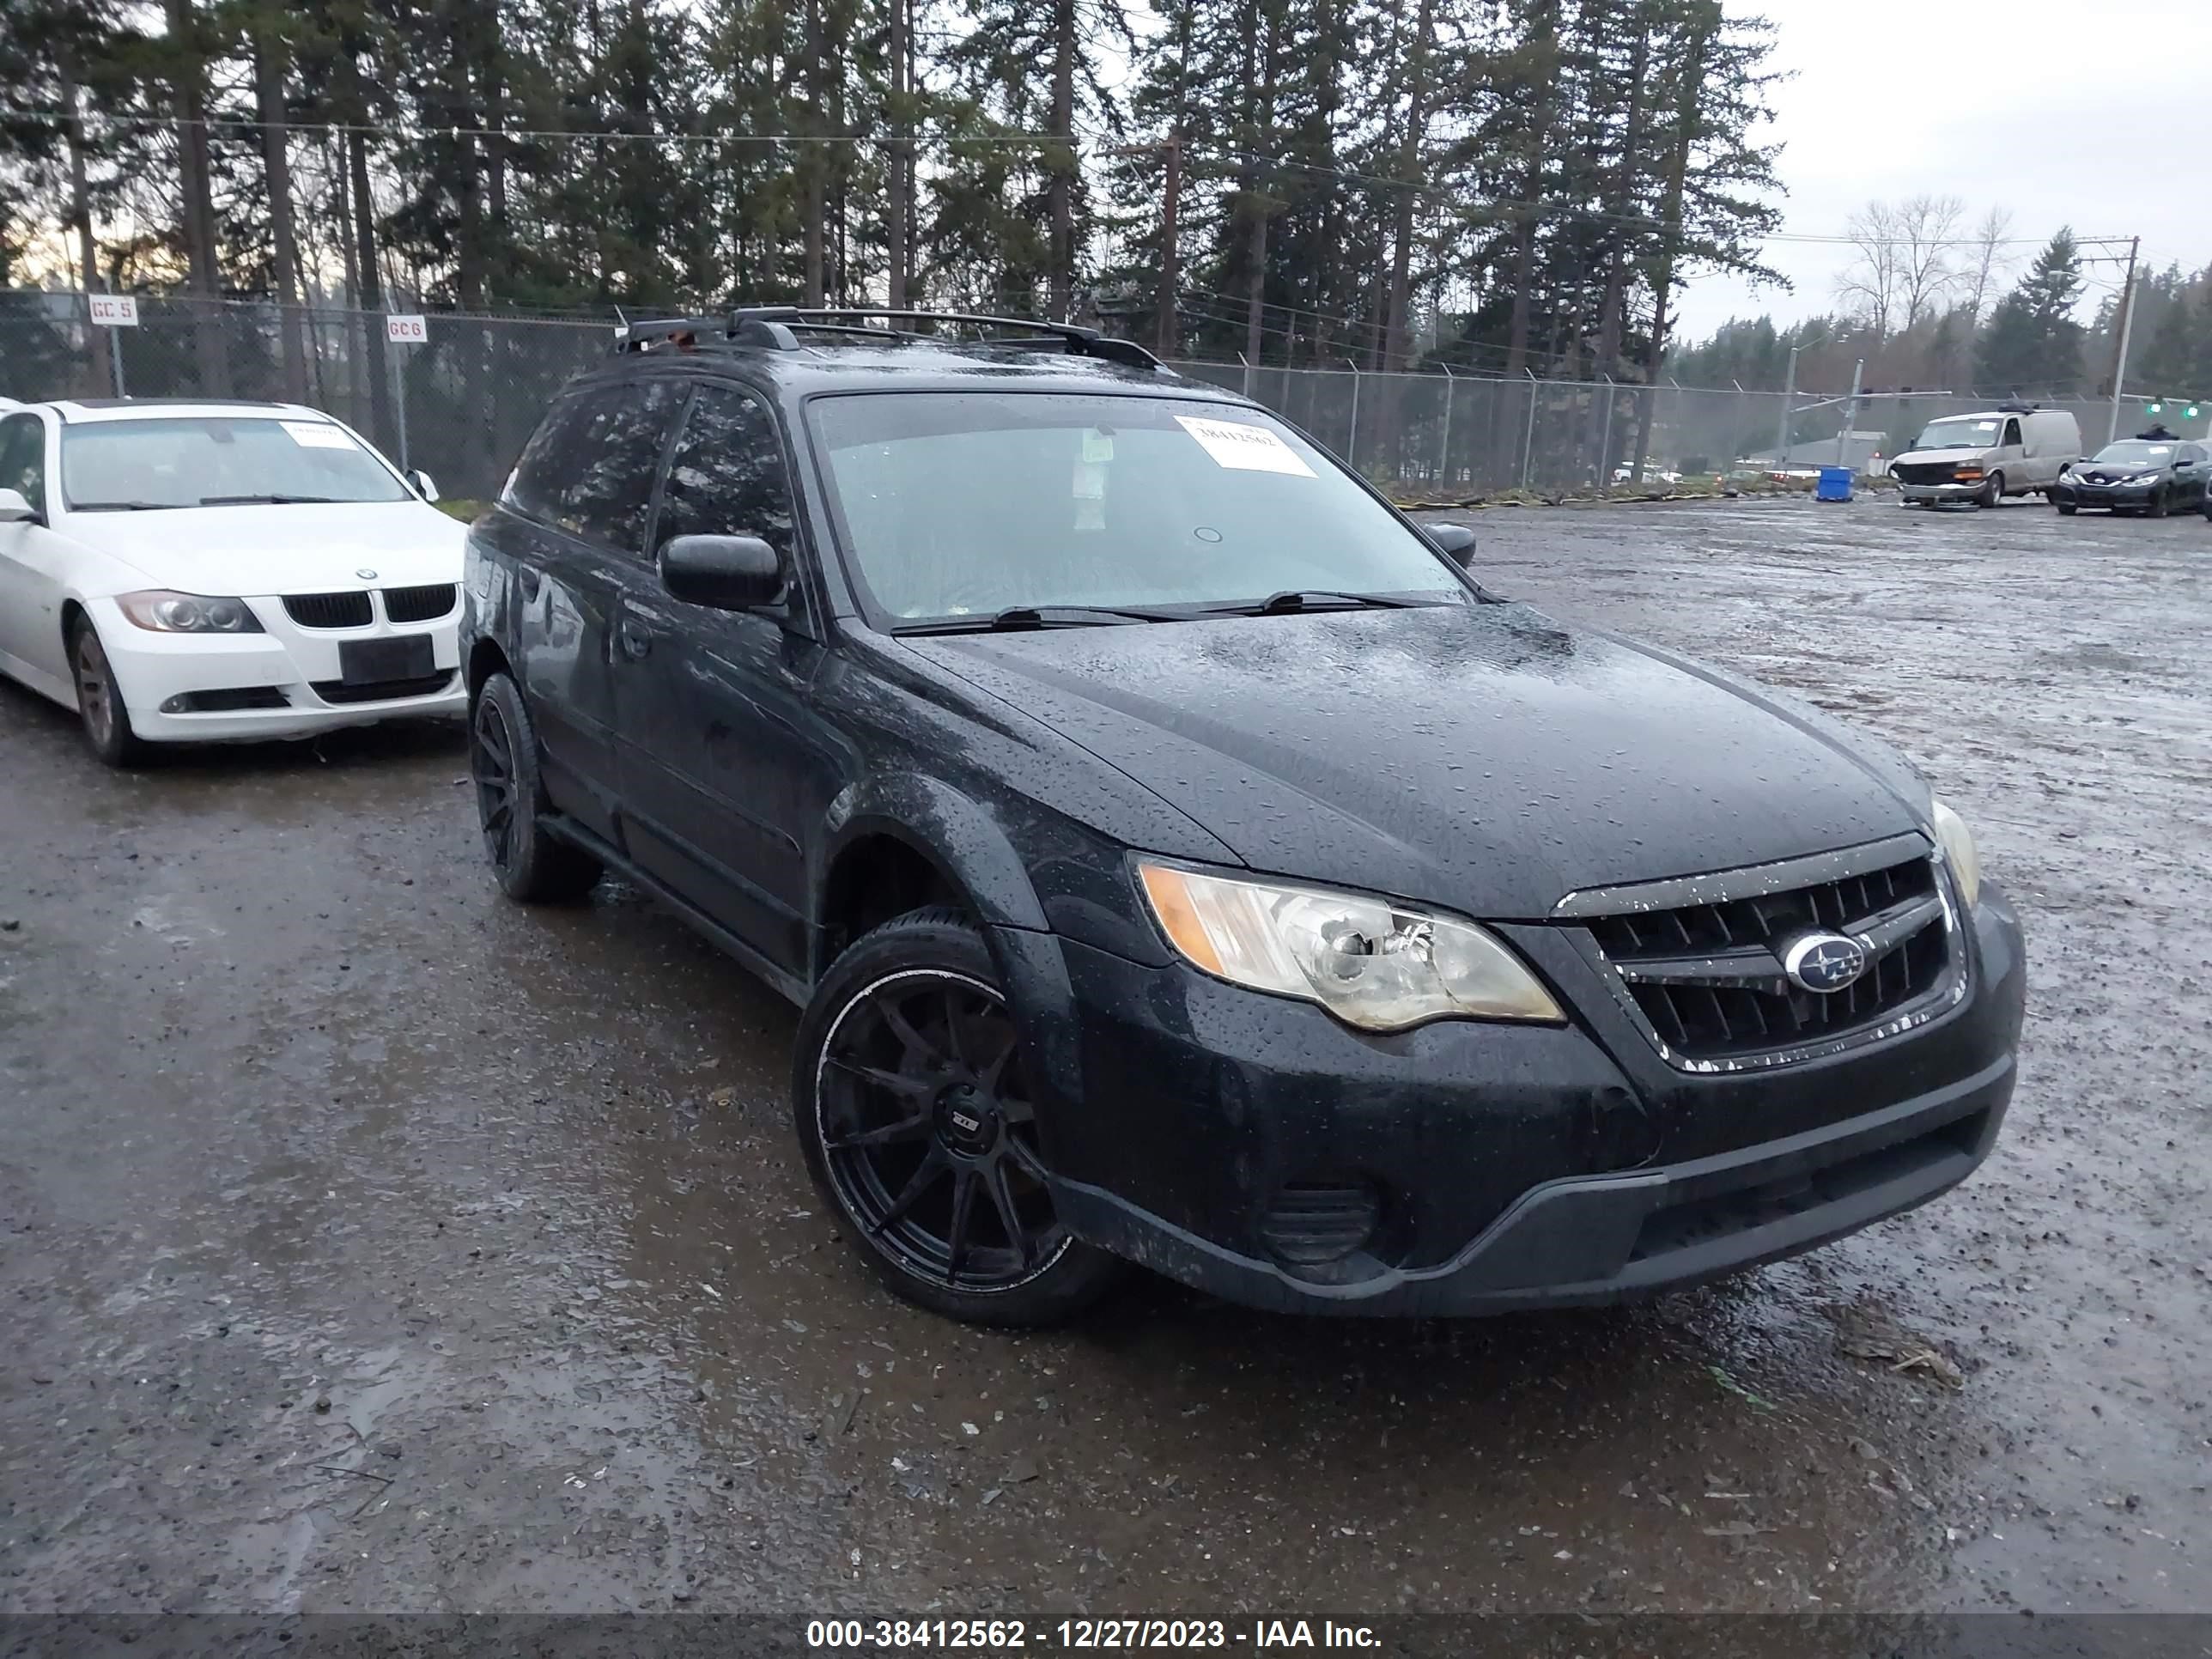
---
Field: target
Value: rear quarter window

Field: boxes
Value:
[505,380,684,555]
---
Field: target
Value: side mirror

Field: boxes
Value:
[1425,522,1477,568]
[406,468,440,501]
[0,487,38,525]
[659,533,784,610]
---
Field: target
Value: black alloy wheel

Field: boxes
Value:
[795,909,1121,1326]
[817,969,1065,1291]
[469,672,602,902]
[2144,487,2168,520]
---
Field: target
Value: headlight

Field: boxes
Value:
[1930,798,1980,909]
[116,591,265,634]
[1136,861,1564,1030]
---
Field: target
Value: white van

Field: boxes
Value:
[1889,405,2082,507]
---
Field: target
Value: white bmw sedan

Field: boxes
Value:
[0,398,466,765]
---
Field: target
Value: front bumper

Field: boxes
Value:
[1898,479,1989,503]
[2050,479,2155,510]
[89,594,465,743]
[1006,887,2026,1315]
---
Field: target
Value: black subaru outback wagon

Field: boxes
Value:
[462,307,2027,1327]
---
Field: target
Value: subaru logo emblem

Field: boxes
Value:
[356,567,378,580]
[1783,932,1869,994]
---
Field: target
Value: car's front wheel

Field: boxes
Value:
[470,671,602,902]
[69,619,149,769]
[2144,487,2168,520]
[1979,471,2003,508]
[793,908,1122,1327]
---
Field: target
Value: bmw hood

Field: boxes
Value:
[903,603,1932,920]
[63,501,465,598]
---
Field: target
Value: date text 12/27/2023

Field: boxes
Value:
[805,1620,1382,1650]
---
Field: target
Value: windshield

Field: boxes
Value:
[1913,417,2002,450]
[61,416,410,510]
[2089,441,2171,465]
[807,392,1464,623]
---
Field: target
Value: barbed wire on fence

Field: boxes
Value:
[0,290,2136,501]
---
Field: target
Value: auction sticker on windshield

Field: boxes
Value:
[280,421,356,450]
[1176,415,1316,477]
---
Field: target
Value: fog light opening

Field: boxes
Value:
[1259,1177,1383,1268]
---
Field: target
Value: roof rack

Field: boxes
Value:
[611,307,1163,371]
[1996,398,2041,413]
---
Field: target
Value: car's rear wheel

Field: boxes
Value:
[1978,471,2003,508]
[69,619,149,769]
[470,671,602,902]
[793,908,1121,1327]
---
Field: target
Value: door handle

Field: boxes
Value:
[619,615,656,659]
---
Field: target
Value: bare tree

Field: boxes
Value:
[1959,204,2015,324]
[1895,192,1965,329]
[1838,195,1966,337]
[1837,200,1902,336]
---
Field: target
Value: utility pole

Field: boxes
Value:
[1835,357,1864,468]
[2106,234,2140,444]
[1776,331,1830,463]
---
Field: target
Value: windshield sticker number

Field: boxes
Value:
[1176,416,1316,477]
[281,421,356,451]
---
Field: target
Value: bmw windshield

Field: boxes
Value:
[61,416,410,511]
[806,392,1468,628]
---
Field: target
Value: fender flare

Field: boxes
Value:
[820,771,1050,934]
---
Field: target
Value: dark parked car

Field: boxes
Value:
[460,307,2027,1326]
[2050,434,2210,516]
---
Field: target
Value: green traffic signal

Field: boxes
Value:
[2146,400,2163,415]
[2187,404,2203,420]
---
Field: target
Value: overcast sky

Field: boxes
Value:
[1670,0,2212,342]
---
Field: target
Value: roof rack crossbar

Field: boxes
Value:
[750,307,1163,370]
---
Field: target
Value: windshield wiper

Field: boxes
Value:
[71,500,179,512]
[1212,589,1424,617]
[198,493,342,506]
[893,604,1178,635]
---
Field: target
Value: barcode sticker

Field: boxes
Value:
[281,421,356,451]
[1175,416,1315,477]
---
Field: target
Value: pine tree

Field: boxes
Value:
[1975,228,2085,392]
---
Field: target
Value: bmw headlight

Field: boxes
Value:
[1930,798,1981,908]
[1136,861,1564,1030]
[117,591,265,634]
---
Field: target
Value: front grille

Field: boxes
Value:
[1892,461,1968,485]
[308,671,455,706]
[382,583,457,623]
[283,591,372,629]
[1584,853,1954,1066]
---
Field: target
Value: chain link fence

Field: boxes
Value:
[2,289,2133,502]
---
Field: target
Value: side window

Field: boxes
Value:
[653,385,797,561]
[506,379,682,555]
[0,415,46,516]
[2002,419,2022,447]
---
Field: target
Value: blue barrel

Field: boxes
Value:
[1815,465,1853,502]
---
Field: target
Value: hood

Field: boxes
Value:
[2075,459,2163,479]
[1894,445,1988,464]
[64,500,465,598]
[903,604,1929,920]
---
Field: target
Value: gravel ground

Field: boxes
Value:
[0,493,2204,1632]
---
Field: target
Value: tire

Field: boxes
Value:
[69,617,151,769]
[793,906,1122,1327]
[2056,501,2077,515]
[1978,471,2003,508]
[2143,488,2168,520]
[469,671,602,902]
